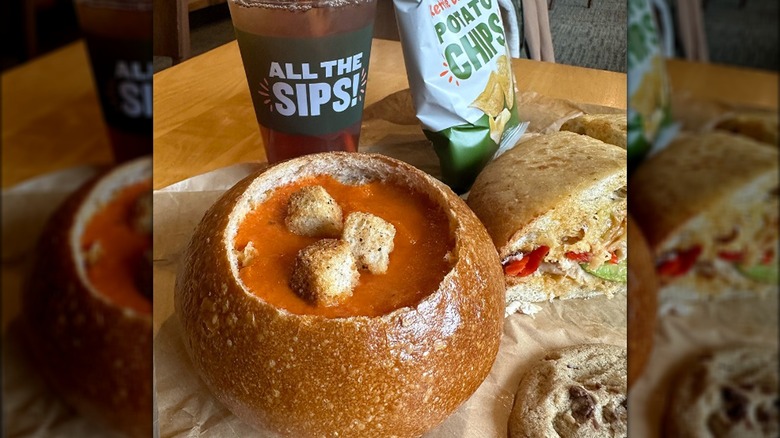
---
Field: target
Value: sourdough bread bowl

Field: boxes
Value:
[21,157,152,438]
[174,152,505,437]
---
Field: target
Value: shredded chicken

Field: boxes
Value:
[537,258,592,284]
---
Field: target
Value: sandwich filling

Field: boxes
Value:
[501,186,628,285]
[81,180,152,314]
[655,181,779,287]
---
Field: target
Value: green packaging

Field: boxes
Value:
[393,0,527,193]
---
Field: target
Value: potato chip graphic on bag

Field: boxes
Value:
[496,55,514,110]
[393,0,527,193]
[489,108,512,144]
[471,72,505,118]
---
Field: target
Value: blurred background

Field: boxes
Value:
[4,0,774,74]
[1,0,81,70]
[3,0,153,435]
[626,0,777,435]
[666,0,777,70]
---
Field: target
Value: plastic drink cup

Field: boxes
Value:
[228,0,377,163]
[75,0,153,163]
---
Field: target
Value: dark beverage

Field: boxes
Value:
[260,121,361,162]
[75,0,152,162]
[228,0,377,163]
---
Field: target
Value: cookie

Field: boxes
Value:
[509,344,627,438]
[665,346,778,438]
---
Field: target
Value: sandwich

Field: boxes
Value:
[561,113,627,149]
[712,110,778,147]
[630,131,778,305]
[467,131,628,314]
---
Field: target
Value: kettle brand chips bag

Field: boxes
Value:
[627,0,676,170]
[394,0,526,193]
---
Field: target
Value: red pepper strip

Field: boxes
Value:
[718,251,744,262]
[565,252,591,262]
[657,258,682,277]
[610,251,619,264]
[504,258,529,276]
[657,246,702,277]
[519,246,550,277]
[762,249,775,265]
[504,246,551,277]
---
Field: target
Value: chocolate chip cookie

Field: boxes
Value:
[665,346,778,438]
[508,344,627,438]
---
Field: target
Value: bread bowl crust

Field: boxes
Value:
[175,152,504,438]
[21,157,152,438]
[626,217,658,388]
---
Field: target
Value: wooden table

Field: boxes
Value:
[666,58,778,110]
[1,41,113,189]
[152,38,628,189]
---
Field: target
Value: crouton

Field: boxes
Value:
[84,241,103,266]
[290,239,359,306]
[342,212,396,274]
[285,186,343,237]
[236,241,258,268]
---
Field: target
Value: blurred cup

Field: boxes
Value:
[75,0,153,163]
[228,0,377,163]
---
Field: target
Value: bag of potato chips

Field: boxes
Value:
[393,0,527,193]
[627,0,678,170]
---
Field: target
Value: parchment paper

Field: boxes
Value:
[628,94,779,437]
[153,90,628,437]
[1,165,124,438]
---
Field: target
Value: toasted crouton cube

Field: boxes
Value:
[84,241,103,266]
[285,186,343,238]
[236,241,258,268]
[342,212,396,274]
[290,239,359,306]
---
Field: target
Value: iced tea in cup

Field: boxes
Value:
[228,0,377,163]
[75,0,153,163]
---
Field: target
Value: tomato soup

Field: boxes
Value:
[235,175,455,317]
[81,180,152,314]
